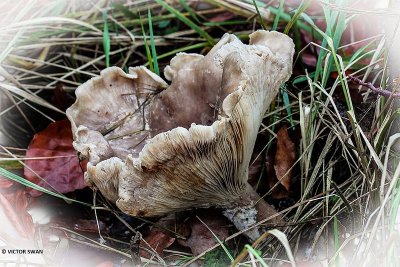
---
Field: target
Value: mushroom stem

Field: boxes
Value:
[222,183,284,241]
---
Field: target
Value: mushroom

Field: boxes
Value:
[66,30,294,240]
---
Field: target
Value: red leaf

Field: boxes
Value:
[24,120,86,196]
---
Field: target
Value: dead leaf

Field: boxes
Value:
[248,153,263,185]
[273,126,296,195]
[178,212,230,255]
[265,153,282,196]
[136,214,183,259]
[209,11,236,22]
[141,229,175,258]
[24,120,86,197]
[51,83,74,111]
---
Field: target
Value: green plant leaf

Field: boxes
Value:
[112,3,137,19]
[272,0,285,31]
[139,12,153,72]
[252,0,267,30]
[154,0,215,45]
[148,9,159,75]
[102,11,110,67]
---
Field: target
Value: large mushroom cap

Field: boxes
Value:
[66,30,294,217]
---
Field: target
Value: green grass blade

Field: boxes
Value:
[203,20,248,26]
[252,0,267,30]
[178,0,201,24]
[148,9,159,76]
[139,12,154,72]
[300,13,330,84]
[292,72,315,85]
[0,167,91,207]
[244,245,269,267]
[374,108,400,154]
[144,42,208,67]
[300,12,352,111]
[347,42,373,67]
[284,0,312,34]
[333,216,340,267]
[322,4,346,87]
[272,0,285,31]
[197,216,234,262]
[243,0,313,33]
[154,0,215,45]
[112,3,137,19]
[102,11,111,68]
[281,85,294,126]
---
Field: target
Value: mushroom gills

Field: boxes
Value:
[66,30,294,240]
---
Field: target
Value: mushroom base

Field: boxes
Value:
[223,204,260,241]
[223,184,284,241]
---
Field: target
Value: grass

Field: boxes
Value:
[148,9,159,76]
[0,0,399,266]
[102,10,111,68]
[0,167,91,207]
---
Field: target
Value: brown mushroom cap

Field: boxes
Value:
[66,30,294,217]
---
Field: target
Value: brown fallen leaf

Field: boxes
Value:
[51,83,74,111]
[137,214,184,259]
[271,126,296,198]
[140,229,175,258]
[247,152,264,185]
[24,120,86,197]
[208,11,236,22]
[266,156,289,200]
[178,211,230,256]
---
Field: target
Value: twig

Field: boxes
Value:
[348,75,400,98]
[130,232,142,267]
